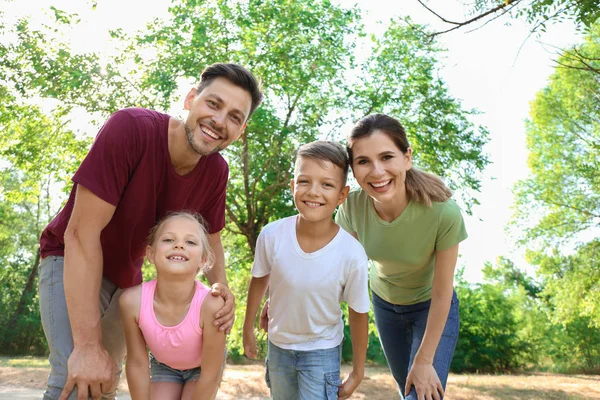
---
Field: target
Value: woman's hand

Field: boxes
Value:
[405,362,444,400]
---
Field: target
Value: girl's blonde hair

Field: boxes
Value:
[147,211,215,271]
[348,114,452,207]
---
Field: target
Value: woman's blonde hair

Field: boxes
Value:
[348,114,452,207]
[147,211,215,271]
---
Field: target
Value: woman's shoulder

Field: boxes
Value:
[343,188,370,210]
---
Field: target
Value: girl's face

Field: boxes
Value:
[350,130,412,204]
[147,216,205,277]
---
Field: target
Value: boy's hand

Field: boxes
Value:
[259,299,269,332]
[338,369,364,400]
[243,328,258,359]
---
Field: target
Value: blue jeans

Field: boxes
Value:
[372,290,460,400]
[266,341,342,400]
[38,256,126,400]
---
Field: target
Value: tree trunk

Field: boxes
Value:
[6,249,41,339]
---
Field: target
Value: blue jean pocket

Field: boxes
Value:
[324,371,342,399]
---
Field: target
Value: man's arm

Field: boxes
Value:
[205,231,235,333]
[59,185,116,400]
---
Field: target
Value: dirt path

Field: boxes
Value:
[1,361,599,399]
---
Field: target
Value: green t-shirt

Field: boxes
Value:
[335,189,467,305]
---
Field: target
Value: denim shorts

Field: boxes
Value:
[149,353,201,384]
[265,341,342,400]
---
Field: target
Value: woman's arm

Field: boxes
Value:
[405,244,459,400]
[193,295,227,400]
[118,287,150,400]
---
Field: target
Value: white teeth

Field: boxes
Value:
[169,256,186,261]
[371,180,391,188]
[201,126,220,140]
[305,201,322,207]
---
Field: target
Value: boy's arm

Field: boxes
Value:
[243,275,270,358]
[338,308,368,400]
[193,295,227,400]
[118,287,150,400]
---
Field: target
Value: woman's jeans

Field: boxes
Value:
[265,341,342,400]
[372,290,460,400]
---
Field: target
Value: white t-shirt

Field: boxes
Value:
[252,215,370,351]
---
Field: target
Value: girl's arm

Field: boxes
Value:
[243,275,270,358]
[118,286,150,400]
[193,295,227,400]
[338,308,368,400]
[405,244,459,399]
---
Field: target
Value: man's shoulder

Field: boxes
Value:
[114,107,169,120]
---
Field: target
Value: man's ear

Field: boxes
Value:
[183,88,198,111]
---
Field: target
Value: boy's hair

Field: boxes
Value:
[196,63,264,119]
[147,211,215,270]
[295,140,349,186]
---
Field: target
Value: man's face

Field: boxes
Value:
[183,77,252,156]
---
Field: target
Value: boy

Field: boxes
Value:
[243,141,370,400]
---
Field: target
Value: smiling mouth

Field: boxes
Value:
[201,125,222,140]
[303,201,324,208]
[168,255,188,261]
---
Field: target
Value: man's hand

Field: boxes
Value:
[405,362,444,400]
[338,369,364,400]
[259,298,269,332]
[210,283,235,334]
[59,345,114,400]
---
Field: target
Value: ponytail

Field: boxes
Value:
[405,168,452,207]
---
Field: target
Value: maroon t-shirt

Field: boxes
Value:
[40,108,228,288]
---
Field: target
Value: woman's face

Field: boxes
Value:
[350,130,412,204]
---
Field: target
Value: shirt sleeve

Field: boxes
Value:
[72,110,141,206]
[435,200,468,251]
[342,251,371,314]
[251,229,272,278]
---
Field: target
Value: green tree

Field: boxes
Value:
[512,23,600,327]
[418,0,600,37]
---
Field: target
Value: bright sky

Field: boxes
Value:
[6,0,581,282]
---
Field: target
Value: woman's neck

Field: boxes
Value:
[373,187,410,222]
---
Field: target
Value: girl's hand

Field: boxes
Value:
[338,369,364,400]
[405,362,444,400]
[210,283,235,334]
[243,328,258,359]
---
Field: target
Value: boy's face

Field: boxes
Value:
[290,157,349,223]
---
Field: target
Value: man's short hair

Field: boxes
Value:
[295,140,349,186]
[196,63,264,119]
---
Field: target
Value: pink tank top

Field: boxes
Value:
[138,279,210,370]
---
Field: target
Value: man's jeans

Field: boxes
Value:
[372,290,460,400]
[265,341,343,400]
[38,256,126,400]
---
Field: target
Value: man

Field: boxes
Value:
[38,63,263,400]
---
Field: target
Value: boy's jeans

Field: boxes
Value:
[266,341,342,400]
[372,290,460,400]
[38,256,126,400]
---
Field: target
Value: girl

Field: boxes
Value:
[119,212,226,400]
[336,114,467,400]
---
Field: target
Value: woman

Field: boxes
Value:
[335,114,467,400]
